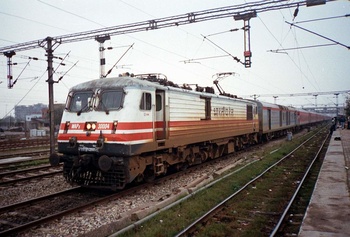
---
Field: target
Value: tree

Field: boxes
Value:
[0,116,16,129]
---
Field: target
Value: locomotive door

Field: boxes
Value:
[155,90,166,140]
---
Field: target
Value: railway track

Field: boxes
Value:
[0,150,50,159]
[109,126,328,236]
[0,138,51,152]
[0,128,326,236]
[0,148,54,173]
[270,134,329,236]
[0,187,108,235]
[0,156,49,172]
[0,163,208,236]
[174,127,329,236]
[0,164,62,186]
[0,146,249,236]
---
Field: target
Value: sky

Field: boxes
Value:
[0,0,349,119]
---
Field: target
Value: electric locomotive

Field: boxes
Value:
[50,74,260,190]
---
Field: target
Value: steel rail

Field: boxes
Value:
[0,164,54,177]
[0,145,252,236]
[269,131,330,236]
[0,187,81,214]
[0,166,62,185]
[0,157,50,173]
[0,169,191,236]
[0,187,86,236]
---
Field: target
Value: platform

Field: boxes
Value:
[298,129,350,237]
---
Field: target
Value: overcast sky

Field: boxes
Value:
[0,0,349,119]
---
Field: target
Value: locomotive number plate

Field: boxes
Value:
[97,123,111,130]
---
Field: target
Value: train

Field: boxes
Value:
[49,73,330,190]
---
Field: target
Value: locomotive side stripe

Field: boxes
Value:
[59,121,154,131]
[60,119,259,131]
[169,119,258,126]
[57,139,153,145]
[58,128,153,135]
[262,106,298,111]
[58,119,259,142]
[58,131,153,142]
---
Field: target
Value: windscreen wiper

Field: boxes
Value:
[77,103,90,116]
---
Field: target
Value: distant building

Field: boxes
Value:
[15,103,48,122]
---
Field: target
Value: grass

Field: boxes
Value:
[118,129,321,237]
[6,159,49,171]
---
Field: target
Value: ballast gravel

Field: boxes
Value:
[1,160,231,236]
[1,134,300,237]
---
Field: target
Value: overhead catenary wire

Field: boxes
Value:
[286,21,350,50]
[0,11,72,33]
[287,12,323,91]
[12,59,32,86]
[48,51,70,82]
[242,0,311,93]
[180,55,230,64]
[37,0,105,27]
[182,26,243,64]
[206,28,241,37]
[201,35,243,64]
[295,14,350,24]
[1,0,338,88]
[56,60,79,83]
[257,14,323,92]
[15,0,207,78]
[104,43,134,78]
[36,0,214,69]
[268,43,337,52]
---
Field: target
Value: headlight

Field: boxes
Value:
[86,123,91,130]
[91,123,97,130]
[85,122,97,131]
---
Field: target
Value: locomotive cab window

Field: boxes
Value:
[140,92,152,110]
[67,91,94,113]
[96,90,124,111]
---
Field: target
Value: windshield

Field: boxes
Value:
[96,90,124,111]
[67,91,94,113]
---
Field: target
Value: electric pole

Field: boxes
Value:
[47,37,55,155]
[42,37,57,155]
